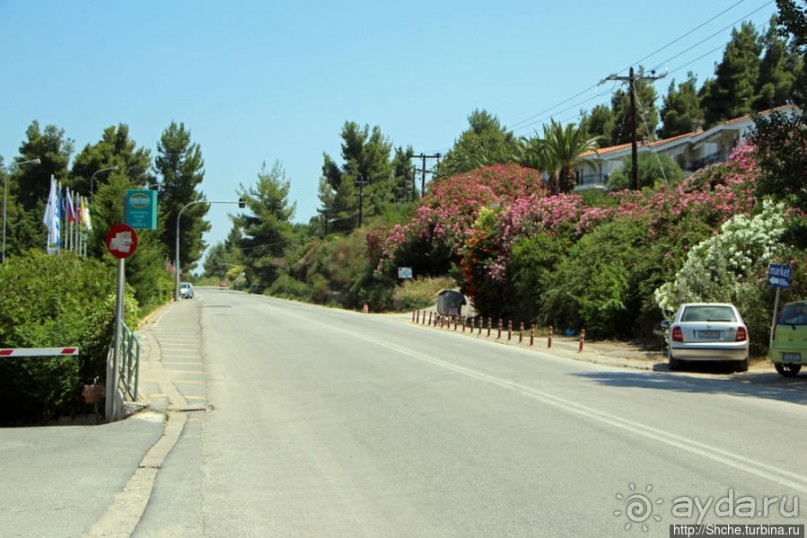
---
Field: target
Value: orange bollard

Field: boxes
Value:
[578,329,586,353]
[548,326,553,349]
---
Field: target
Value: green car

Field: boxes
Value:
[771,301,807,376]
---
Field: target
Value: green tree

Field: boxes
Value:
[702,22,763,126]
[755,16,801,109]
[582,104,616,146]
[71,124,154,198]
[391,146,416,203]
[776,0,807,53]
[438,110,520,177]
[750,109,807,213]
[319,122,394,232]
[658,73,703,138]
[235,161,296,287]
[536,119,600,194]
[154,122,210,277]
[607,152,686,191]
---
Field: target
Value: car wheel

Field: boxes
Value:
[775,363,802,377]
[668,353,682,371]
[734,358,748,373]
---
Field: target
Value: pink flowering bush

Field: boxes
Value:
[375,163,545,277]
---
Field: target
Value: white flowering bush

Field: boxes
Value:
[655,199,789,316]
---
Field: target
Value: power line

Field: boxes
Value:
[506,1,774,135]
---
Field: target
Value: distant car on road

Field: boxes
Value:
[662,303,749,372]
[219,281,229,289]
[770,301,807,377]
[180,282,194,299]
[248,284,264,295]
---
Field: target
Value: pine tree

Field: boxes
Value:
[659,73,703,138]
[702,22,763,126]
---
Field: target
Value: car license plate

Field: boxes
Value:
[698,330,720,339]
[782,353,801,363]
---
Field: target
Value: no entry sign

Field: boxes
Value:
[105,224,138,259]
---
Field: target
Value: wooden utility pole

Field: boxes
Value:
[412,153,441,196]
[602,67,664,190]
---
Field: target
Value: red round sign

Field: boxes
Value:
[105,224,138,259]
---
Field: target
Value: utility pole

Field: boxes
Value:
[602,67,664,190]
[412,153,441,196]
[353,177,370,228]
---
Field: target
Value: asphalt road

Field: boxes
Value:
[133,289,807,537]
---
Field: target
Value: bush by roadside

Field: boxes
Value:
[0,251,138,425]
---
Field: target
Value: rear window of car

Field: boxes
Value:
[681,306,737,322]
[779,304,807,326]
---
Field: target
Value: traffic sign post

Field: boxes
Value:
[105,224,139,420]
[767,263,792,353]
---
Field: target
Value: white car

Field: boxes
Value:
[180,282,194,299]
[662,303,749,372]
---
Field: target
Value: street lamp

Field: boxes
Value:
[89,166,119,205]
[175,197,245,301]
[2,158,41,263]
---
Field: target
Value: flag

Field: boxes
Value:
[81,196,92,231]
[42,176,61,254]
[66,189,77,223]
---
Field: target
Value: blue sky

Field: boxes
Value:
[0,0,779,253]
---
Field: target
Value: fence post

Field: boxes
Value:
[497,319,502,339]
[428,312,433,326]
[487,317,492,337]
[507,320,512,341]
[548,326,553,349]
[530,324,535,346]
[453,316,458,331]
[519,321,524,343]
[579,329,586,353]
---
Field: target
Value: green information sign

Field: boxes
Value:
[125,190,158,230]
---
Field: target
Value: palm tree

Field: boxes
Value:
[536,119,600,194]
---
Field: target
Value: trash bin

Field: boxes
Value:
[436,289,466,317]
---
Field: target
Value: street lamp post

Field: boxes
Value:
[175,198,244,301]
[2,158,41,263]
[89,166,119,205]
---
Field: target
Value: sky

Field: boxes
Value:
[0,0,780,255]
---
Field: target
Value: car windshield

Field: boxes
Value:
[779,304,807,326]
[681,305,736,322]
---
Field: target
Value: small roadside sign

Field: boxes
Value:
[398,267,413,280]
[767,263,791,289]
[106,224,138,259]
[125,189,158,229]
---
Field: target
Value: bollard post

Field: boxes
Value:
[578,329,586,353]
[548,325,553,349]
[416,310,420,324]
[477,317,481,335]
[507,320,512,341]
[519,321,524,343]
[428,312,433,326]
[530,324,535,346]
[487,317,492,337]
[497,319,502,339]
[454,316,458,331]
[412,310,416,323]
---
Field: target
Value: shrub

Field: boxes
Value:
[0,251,138,424]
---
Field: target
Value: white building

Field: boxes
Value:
[575,104,801,190]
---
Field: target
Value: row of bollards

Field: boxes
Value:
[412,310,587,353]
